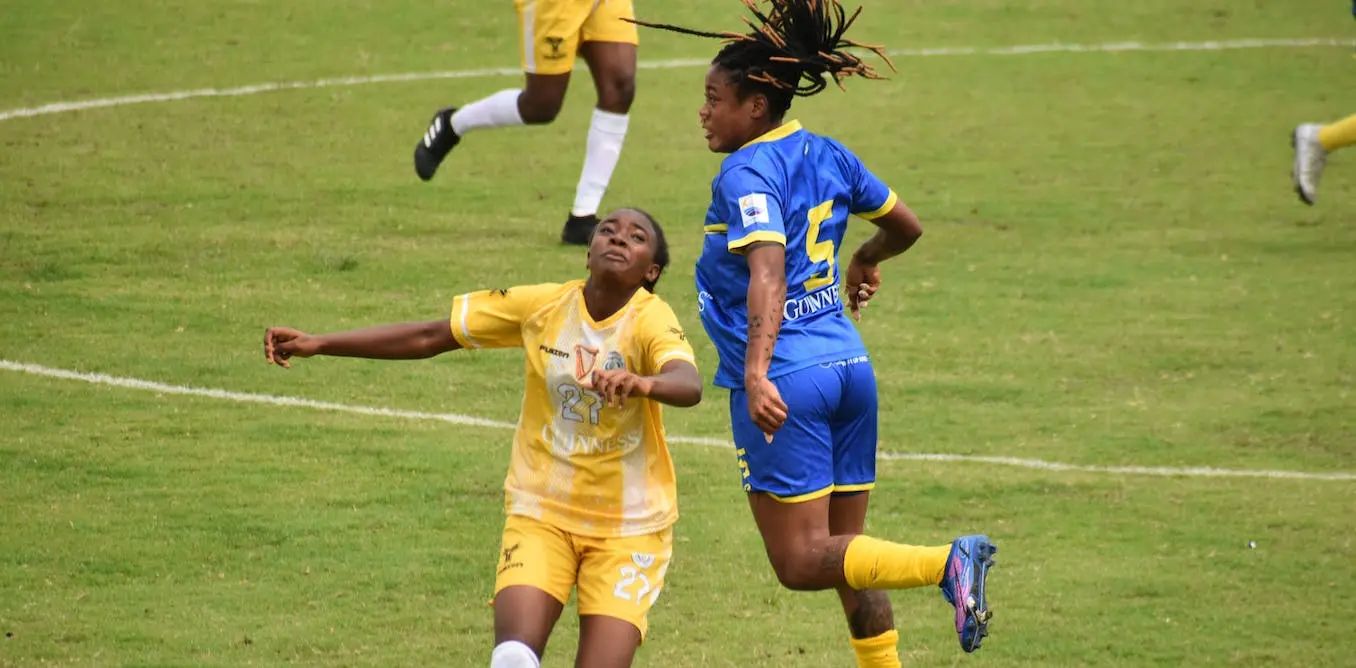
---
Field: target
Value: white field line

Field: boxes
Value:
[1,37,1352,122]
[4,359,1353,482]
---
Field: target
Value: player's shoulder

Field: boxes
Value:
[714,149,780,195]
[495,280,578,312]
[629,291,693,347]
[809,131,865,168]
[716,147,766,177]
[633,290,687,325]
[496,280,573,297]
[630,288,678,316]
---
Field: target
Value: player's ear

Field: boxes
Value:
[644,263,661,284]
[748,92,767,120]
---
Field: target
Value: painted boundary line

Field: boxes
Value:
[4,360,1353,482]
[2,37,1352,122]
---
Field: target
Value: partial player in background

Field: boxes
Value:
[1292,115,1356,205]
[263,208,701,668]
[414,0,639,245]
[1290,3,1356,205]
[631,1,997,666]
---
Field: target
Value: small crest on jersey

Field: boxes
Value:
[738,193,770,227]
[603,351,626,372]
[574,345,600,380]
[632,552,656,569]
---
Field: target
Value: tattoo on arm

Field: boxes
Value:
[743,242,786,380]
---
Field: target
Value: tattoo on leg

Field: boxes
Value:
[847,589,896,639]
[816,535,854,578]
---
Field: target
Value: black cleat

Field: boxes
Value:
[561,214,599,245]
[414,107,460,181]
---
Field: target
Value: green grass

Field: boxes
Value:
[2,0,1355,666]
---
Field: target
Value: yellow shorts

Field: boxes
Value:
[514,0,639,75]
[494,514,673,638]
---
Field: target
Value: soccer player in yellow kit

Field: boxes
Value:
[263,208,701,668]
[1292,114,1356,205]
[414,0,642,245]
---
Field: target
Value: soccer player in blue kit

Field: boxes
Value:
[630,1,998,665]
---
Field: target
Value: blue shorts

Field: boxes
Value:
[730,356,878,502]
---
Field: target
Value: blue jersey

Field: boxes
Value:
[695,120,899,389]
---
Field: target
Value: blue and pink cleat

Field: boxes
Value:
[939,534,997,653]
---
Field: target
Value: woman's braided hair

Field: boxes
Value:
[629,0,894,116]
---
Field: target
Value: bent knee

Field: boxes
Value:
[768,554,826,591]
[597,76,635,113]
[518,96,563,124]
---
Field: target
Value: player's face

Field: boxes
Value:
[701,65,761,153]
[587,209,662,288]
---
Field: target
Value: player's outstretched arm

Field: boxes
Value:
[591,360,703,408]
[263,321,461,369]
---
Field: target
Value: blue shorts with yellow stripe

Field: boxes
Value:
[730,356,877,502]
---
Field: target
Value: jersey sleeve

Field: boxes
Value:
[845,149,899,221]
[448,283,561,349]
[634,300,697,377]
[713,165,787,253]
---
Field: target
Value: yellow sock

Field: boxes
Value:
[843,536,951,590]
[1318,114,1356,151]
[849,629,901,668]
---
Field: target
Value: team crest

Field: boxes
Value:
[543,36,566,59]
[603,351,626,372]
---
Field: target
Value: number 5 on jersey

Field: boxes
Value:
[802,200,837,291]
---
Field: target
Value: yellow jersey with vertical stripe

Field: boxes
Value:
[449,280,696,538]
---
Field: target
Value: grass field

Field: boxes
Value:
[3,0,1355,666]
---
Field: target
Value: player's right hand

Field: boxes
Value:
[590,368,652,408]
[746,375,788,442]
[264,327,318,369]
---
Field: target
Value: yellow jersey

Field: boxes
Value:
[449,280,697,538]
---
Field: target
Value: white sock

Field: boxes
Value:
[571,109,630,218]
[489,640,539,668]
[451,89,525,137]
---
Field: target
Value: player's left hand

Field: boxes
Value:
[844,255,881,321]
[590,368,653,408]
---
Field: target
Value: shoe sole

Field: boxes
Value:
[1292,129,1316,206]
[414,145,440,182]
[960,540,997,653]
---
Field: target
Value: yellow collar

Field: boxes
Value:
[741,120,803,149]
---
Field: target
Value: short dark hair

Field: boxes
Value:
[629,0,894,119]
